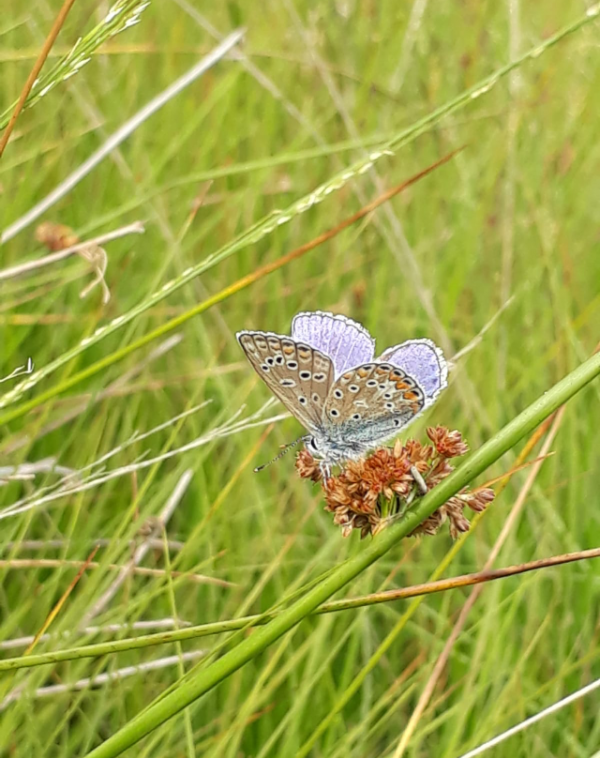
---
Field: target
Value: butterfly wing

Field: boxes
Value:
[291,311,375,378]
[321,362,426,450]
[378,339,447,404]
[237,330,335,431]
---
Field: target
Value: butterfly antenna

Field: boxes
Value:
[254,436,307,473]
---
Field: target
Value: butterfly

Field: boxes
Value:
[237,311,447,475]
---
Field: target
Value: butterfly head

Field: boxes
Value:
[304,432,370,469]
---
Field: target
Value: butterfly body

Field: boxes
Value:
[237,311,447,471]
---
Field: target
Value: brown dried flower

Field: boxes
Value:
[295,427,494,539]
[427,426,469,458]
[35,221,79,251]
[295,449,322,482]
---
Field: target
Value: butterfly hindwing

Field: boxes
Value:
[379,339,447,404]
[321,362,425,445]
[237,331,335,431]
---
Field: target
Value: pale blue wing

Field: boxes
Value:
[291,311,375,378]
[378,339,447,403]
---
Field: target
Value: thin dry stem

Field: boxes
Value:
[0,32,245,243]
[79,469,194,626]
[0,222,144,281]
[0,558,233,588]
[457,676,600,758]
[0,0,79,158]
[2,334,183,454]
[392,406,566,757]
[0,358,34,385]
[25,545,98,655]
[0,403,285,522]
[0,651,205,710]
[0,618,191,651]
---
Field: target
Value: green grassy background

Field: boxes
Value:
[1,1,599,756]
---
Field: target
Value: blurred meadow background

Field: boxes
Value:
[1,0,600,756]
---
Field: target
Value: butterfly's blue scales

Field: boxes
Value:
[237,311,447,469]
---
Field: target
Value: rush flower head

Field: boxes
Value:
[426,426,469,458]
[295,427,494,539]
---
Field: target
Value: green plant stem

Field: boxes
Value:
[79,352,600,758]
[2,545,599,673]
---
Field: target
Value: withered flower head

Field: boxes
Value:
[427,426,469,458]
[35,221,79,252]
[295,427,494,539]
[295,449,322,482]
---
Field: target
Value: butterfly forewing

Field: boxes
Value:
[321,362,425,446]
[237,331,335,431]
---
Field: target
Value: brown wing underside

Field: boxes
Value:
[237,331,335,431]
[321,362,425,442]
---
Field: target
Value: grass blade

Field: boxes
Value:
[81,352,600,757]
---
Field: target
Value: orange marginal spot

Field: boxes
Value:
[395,381,409,390]
[404,391,419,401]
[283,345,295,355]
[357,368,370,378]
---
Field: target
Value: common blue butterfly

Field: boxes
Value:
[237,311,447,474]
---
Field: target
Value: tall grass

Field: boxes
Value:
[1,2,600,757]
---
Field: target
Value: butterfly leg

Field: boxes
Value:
[319,460,332,484]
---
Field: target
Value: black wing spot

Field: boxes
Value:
[275,355,284,365]
[266,357,275,366]
[299,370,311,380]
[352,413,361,420]
[299,396,307,404]
[334,389,343,399]
[349,385,360,393]
[385,402,394,410]
[261,365,269,372]
[330,409,339,417]
[366,379,377,387]
[287,360,298,369]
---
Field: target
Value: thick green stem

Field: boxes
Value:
[2,546,600,673]
[80,352,600,757]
